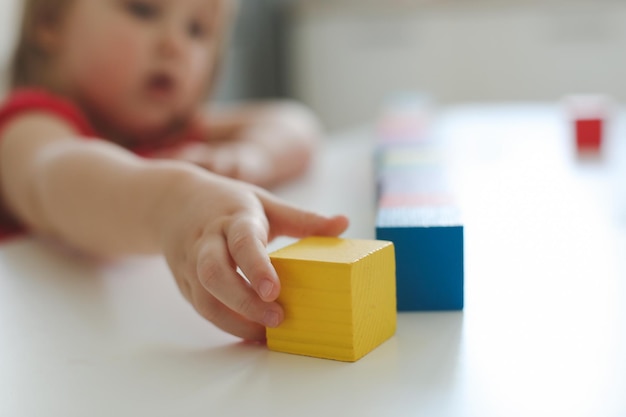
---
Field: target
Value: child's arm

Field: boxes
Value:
[157,101,321,188]
[0,113,348,340]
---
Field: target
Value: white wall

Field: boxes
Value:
[289,0,626,130]
[0,0,20,95]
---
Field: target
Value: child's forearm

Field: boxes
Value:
[16,138,196,256]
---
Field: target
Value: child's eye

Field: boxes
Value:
[125,0,159,20]
[188,20,207,39]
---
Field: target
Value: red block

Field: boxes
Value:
[565,94,610,156]
[575,118,603,152]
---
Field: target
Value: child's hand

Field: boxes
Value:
[158,171,348,341]
[153,101,318,187]
[155,141,276,186]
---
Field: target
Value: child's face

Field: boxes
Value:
[53,0,224,138]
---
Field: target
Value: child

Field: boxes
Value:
[0,0,349,342]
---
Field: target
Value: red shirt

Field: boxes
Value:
[0,89,199,241]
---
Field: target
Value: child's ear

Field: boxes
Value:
[35,27,60,54]
[32,7,65,54]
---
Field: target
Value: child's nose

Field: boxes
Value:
[158,24,187,59]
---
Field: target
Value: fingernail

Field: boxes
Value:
[264,310,280,328]
[259,280,274,299]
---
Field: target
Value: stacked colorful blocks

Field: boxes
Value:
[375,97,464,311]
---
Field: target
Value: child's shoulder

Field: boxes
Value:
[0,88,96,138]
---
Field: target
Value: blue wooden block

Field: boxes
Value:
[376,212,463,311]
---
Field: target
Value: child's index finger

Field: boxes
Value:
[225,216,281,303]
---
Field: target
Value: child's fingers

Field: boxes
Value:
[195,236,283,328]
[261,195,349,239]
[224,215,281,302]
[154,143,228,174]
[189,286,267,341]
[210,147,238,178]
[181,143,215,166]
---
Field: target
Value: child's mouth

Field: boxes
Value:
[146,73,176,99]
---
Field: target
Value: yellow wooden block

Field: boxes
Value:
[267,237,396,362]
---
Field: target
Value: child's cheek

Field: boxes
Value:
[102,31,145,82]
[187,47,213,94]
[77,25,147,93]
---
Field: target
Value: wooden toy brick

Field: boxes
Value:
[376,207,463,311]
[566,94,609,156]
[267,237,396,362]
[575,118,603,152]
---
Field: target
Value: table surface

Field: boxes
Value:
[1,104,625,417]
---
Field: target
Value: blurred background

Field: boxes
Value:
[1,0,625,132]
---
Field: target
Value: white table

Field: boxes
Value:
[1,104,625,417]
